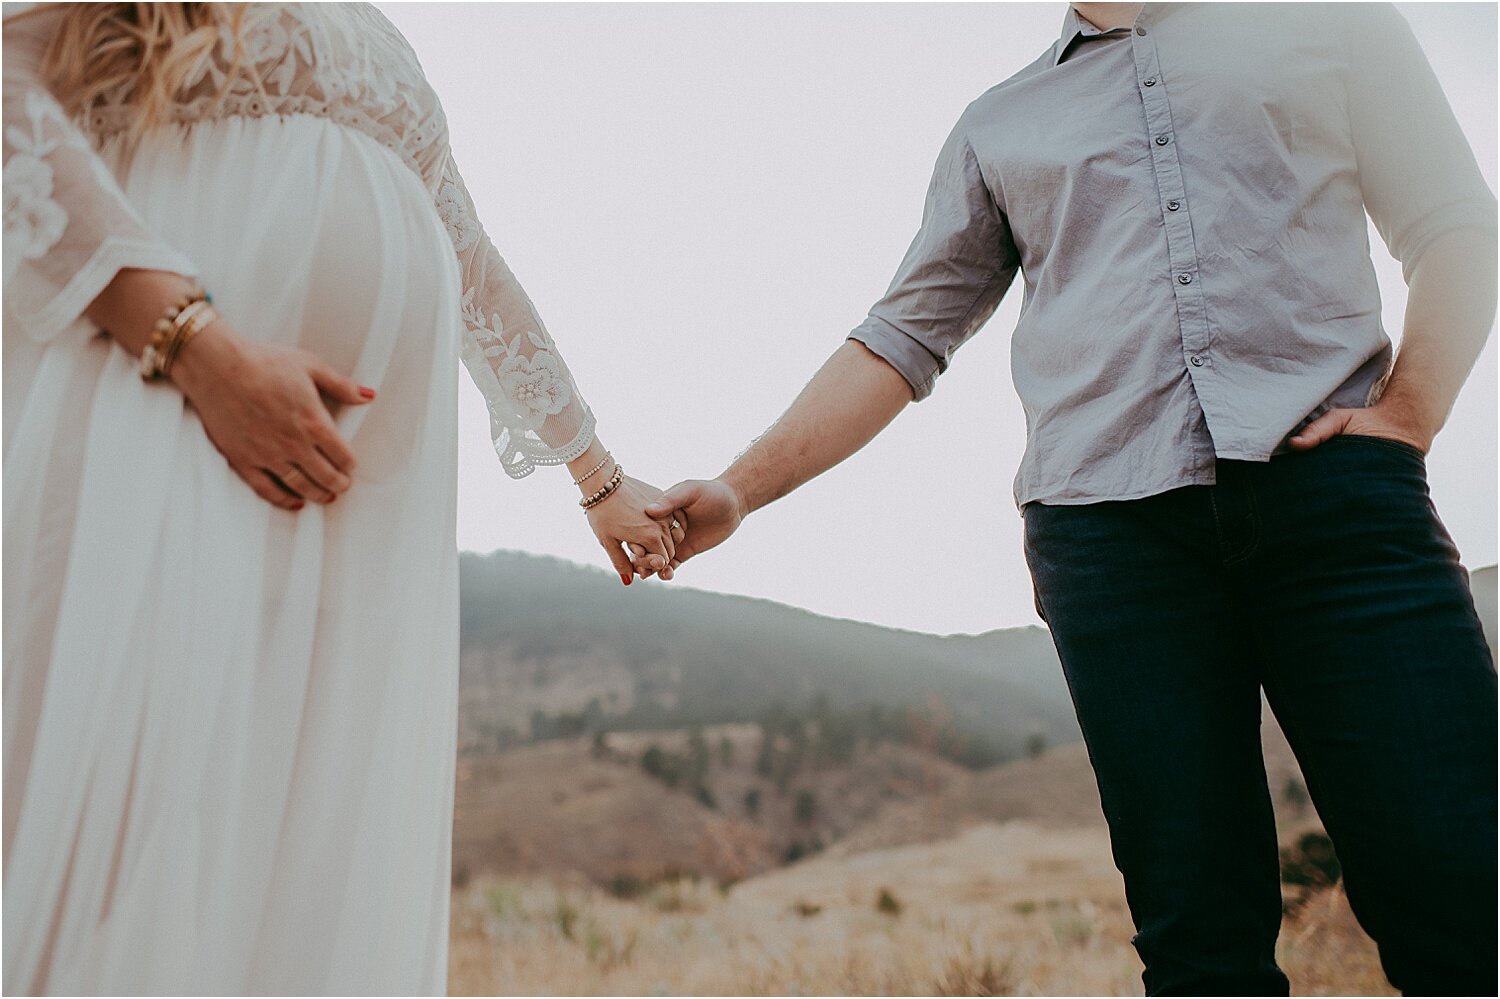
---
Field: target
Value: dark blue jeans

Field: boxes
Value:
[1022,434,1497,997]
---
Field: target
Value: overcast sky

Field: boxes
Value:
[381,1,1498,636]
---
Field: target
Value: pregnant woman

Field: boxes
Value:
[3,4,678,993]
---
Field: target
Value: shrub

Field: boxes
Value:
[1280,831,1341,888]
[641,744,667,778]
[607,873,647,899]
[553,897,580,940]
[743,788,761,816]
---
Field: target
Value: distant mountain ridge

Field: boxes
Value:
[459,550,1081,761]
[457,552,1498,760]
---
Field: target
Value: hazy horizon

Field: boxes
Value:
[384,2,1499,635]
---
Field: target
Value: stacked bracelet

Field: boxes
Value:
[140,286,217,381]
[579,463,625,510]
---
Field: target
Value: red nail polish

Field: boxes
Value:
[292,502,304,511]
[621,574,632,586]
[327,494,337,503]
[359,387,376,399]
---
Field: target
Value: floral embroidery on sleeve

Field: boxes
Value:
[3,91,69,273]
[441,152,595,478]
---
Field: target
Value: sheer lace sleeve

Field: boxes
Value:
[433,152,596,479]
[2,8,198,344]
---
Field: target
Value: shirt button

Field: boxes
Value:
[1177,273,1194,284]
[1190,355,1206,367]
[1143,78,1157,86]
[1167,200,1181,211]
[1155,135,1170,146]
[1136,25,1147,35]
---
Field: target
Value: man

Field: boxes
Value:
[646,3,1498,995]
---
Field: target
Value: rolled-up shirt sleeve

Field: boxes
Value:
[848,112,1020,400]
[1342,3,1498,283]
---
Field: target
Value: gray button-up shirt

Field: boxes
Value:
[847,2,1497,510]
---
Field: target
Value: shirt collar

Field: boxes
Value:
[1054,3,1170,66]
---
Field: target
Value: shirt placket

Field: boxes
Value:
[1131,17,1217,465]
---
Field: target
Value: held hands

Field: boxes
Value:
[643,478,747,579]
[586,474,683,585]
[573,451,685,584]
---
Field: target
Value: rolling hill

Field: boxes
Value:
[459,550,1082,763]
[457,551,1497,765]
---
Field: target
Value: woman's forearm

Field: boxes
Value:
[84,266,250,397]
[84,267,201,357]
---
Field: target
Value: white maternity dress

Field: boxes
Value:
[2,4,596,993]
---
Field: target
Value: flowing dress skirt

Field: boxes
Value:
[4,114,462,995]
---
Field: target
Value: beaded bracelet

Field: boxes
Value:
[139,287,200,379]
[579,463,625,511]
[571,451,614,486]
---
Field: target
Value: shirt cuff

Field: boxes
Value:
[1394,196,1499,283]
[847,315,943,402]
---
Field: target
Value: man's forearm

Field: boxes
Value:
[1376,226,1498,445]
[720,339,914,515]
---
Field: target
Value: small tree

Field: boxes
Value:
[642,744,667,778]
[755,731,775,777]
[1283,777,1310,810]
[820,713,857,764]
[688,726,710,782]
[794,788,817,825]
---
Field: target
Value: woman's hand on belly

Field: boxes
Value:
[172,322,376,511]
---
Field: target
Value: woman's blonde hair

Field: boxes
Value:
[41,3,246,139]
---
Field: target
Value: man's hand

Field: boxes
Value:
[642,340,913,581]
[1286,398,1433,455]
[645,478,745,578]
[1287,226,1497,460]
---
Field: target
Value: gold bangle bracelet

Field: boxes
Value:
[161,301,218,377]
[139,284,208,381]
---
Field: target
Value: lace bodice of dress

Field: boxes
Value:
[3,2,595,477]
[87,5,449,189]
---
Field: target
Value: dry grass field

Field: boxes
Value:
[447,819,1391,996]
[441,558,1494,995]
[447,731,1392,996]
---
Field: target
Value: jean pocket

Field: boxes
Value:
[1333,433,1427,461]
